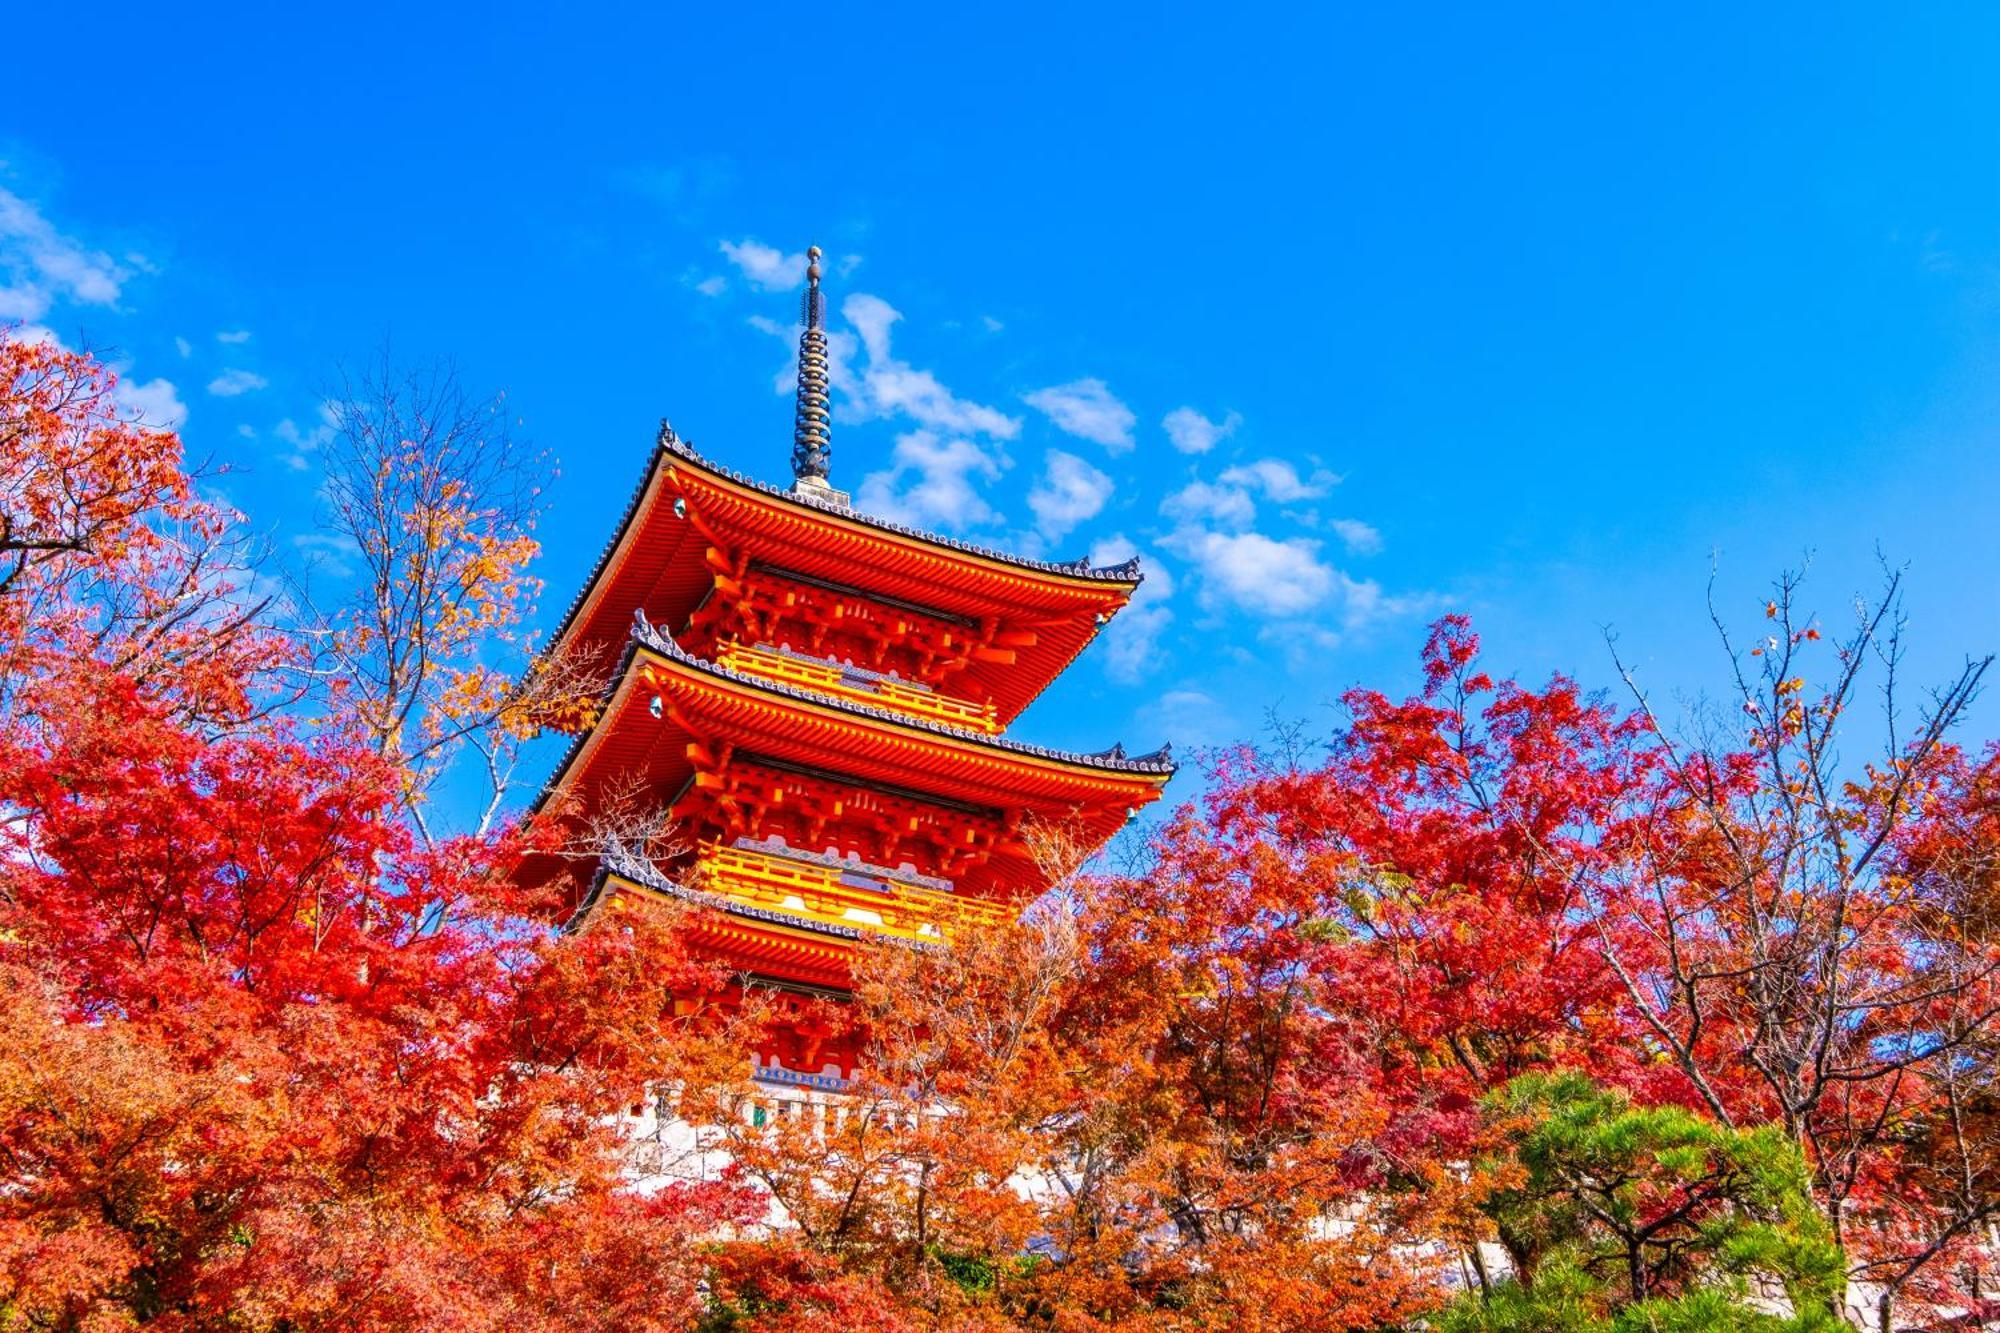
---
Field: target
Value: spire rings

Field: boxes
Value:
[791,244,832,483]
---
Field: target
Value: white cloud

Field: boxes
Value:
[694,274,727,297]
[216,329,251,344]
[0,185,129,322]
[1024,378,1137,452]
[841,293,1020,439]
[293,532,361,578]
[1160,528,1335,618]
[1162,406,1241,455]
[981,315,1004,333]
[207,368,268,397]
[742,284,1021,527]
[275,402,340,470]
[854,429,1006,531]
[174,336,193,359]
[114,375,187,429]
[1162,479,1256,528]
[1137,685,1237,752]
[1217,458,1337,502]
[1028,449,1114,541]
[719,238,807,291]
[1090,534,1174,683]
[745,290,1021,448]
[1160,457,1343,533]
[1328,518,1383,556]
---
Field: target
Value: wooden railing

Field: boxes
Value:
[716,641,1000,734]
[694,842,1011,943]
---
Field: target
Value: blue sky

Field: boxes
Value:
[7,3,2000,809]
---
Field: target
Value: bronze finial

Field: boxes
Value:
[792,243,833,486]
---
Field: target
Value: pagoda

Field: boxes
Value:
[524,247,1173,1091]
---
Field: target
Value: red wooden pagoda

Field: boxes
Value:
[525,247,1173,1091]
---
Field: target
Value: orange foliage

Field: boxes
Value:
[6,330,1999,1328]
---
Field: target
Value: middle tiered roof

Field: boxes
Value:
[525,612,1174,904]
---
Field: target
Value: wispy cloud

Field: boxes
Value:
[694,274,727,297]
[0,185,129,322]
[114,375,187,429]
[1328,517,1383,556]
[719,238,808,291]
[207,368,268,397]
[1162,406,1241,455]
[1160,517,1433,639]
[293,532,362,579]
[842,294,1021,440]
[736,281,1021,527]
[1162,457,1340,532]
[1027,449,1114,542]
[854,429,1007,531]
[1160,527,1336,617]
[174,335,193,359]
[744,289,1021,452]
[216,328,252,344]
[275,402,339,470]
[1161,478,1256,528]
[1024,377,1137,452]
[1217,458,1337,502]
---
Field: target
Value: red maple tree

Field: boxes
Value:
[0,335,757,1330]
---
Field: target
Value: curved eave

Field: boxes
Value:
[579,857,875,988]
[554,618,1173,805]
[535,618,1173,817]
[592,853,865,942]
[545,428,1145,722]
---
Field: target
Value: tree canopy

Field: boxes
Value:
[2,329,1996,1330]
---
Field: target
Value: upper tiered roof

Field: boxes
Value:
[547,424,1146,725]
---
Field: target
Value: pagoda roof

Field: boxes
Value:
[547,425,1147,724]
[627,612,1174,776]
[585,849,862,990]
[589,844,871,943]
[525,615,1173,900]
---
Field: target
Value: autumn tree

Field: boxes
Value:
[0,328,753,1330]
[678,815,1467,1330]
[1089,597,2000,1328]
[1594,572,2000,1329]
[0,332,278,727]
[1168,616,1661,1162]
[297,349,594,844]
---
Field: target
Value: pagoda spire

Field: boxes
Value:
[791,245,847,505]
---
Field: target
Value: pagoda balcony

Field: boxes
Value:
[714,640,1000,735]
[692,841,1012,944]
